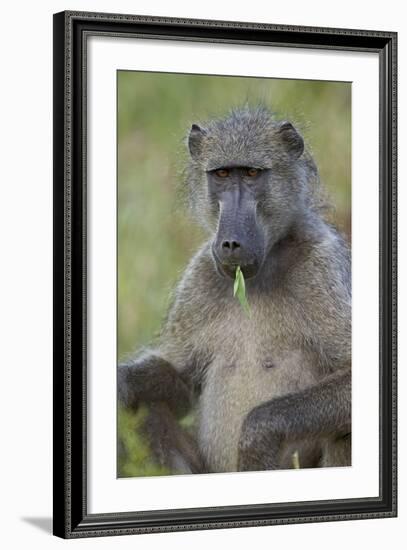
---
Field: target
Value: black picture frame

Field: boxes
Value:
[53,10,397,539]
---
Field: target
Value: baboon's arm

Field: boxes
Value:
[118,355,206,474]
[142,403,206,474]
[118,354,193,418]
[237,368,351,471]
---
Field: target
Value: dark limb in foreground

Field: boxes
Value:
[142,403,205,474]
[118,354,193,418]
[237,369,351,471]
[118,354,206,474]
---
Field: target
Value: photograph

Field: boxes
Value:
[52,10,396,537]
[116,71,352,478]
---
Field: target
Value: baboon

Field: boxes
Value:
[118,106,351,474]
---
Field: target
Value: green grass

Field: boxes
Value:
[117,71,351,477]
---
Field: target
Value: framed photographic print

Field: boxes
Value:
[53,11,397,538]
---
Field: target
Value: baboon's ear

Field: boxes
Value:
[188,124,207,159]
[277,121,304,158]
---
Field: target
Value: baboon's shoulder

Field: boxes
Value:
[164,241,229,326]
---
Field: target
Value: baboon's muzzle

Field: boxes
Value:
[212,190,265,279]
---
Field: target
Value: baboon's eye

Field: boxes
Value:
[246,168,259,177]
[215,168,230,178]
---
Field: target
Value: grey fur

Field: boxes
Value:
[118,106,351,474]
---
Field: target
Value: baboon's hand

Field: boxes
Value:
[237,401,285,471]
[118,355,193,418]
[238,370,351,471]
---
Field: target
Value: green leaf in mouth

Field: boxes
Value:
[233,266,251,317]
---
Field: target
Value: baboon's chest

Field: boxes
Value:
[196,302,320,472]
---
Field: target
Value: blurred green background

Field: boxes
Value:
[117,71,351,477]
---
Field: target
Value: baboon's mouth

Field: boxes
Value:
[212,250,260,280]
[223,263,259,279]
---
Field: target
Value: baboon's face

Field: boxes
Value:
[187,111,305,280]
[206,166,267,279]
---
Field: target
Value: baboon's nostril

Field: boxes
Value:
[222,240,241,251]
